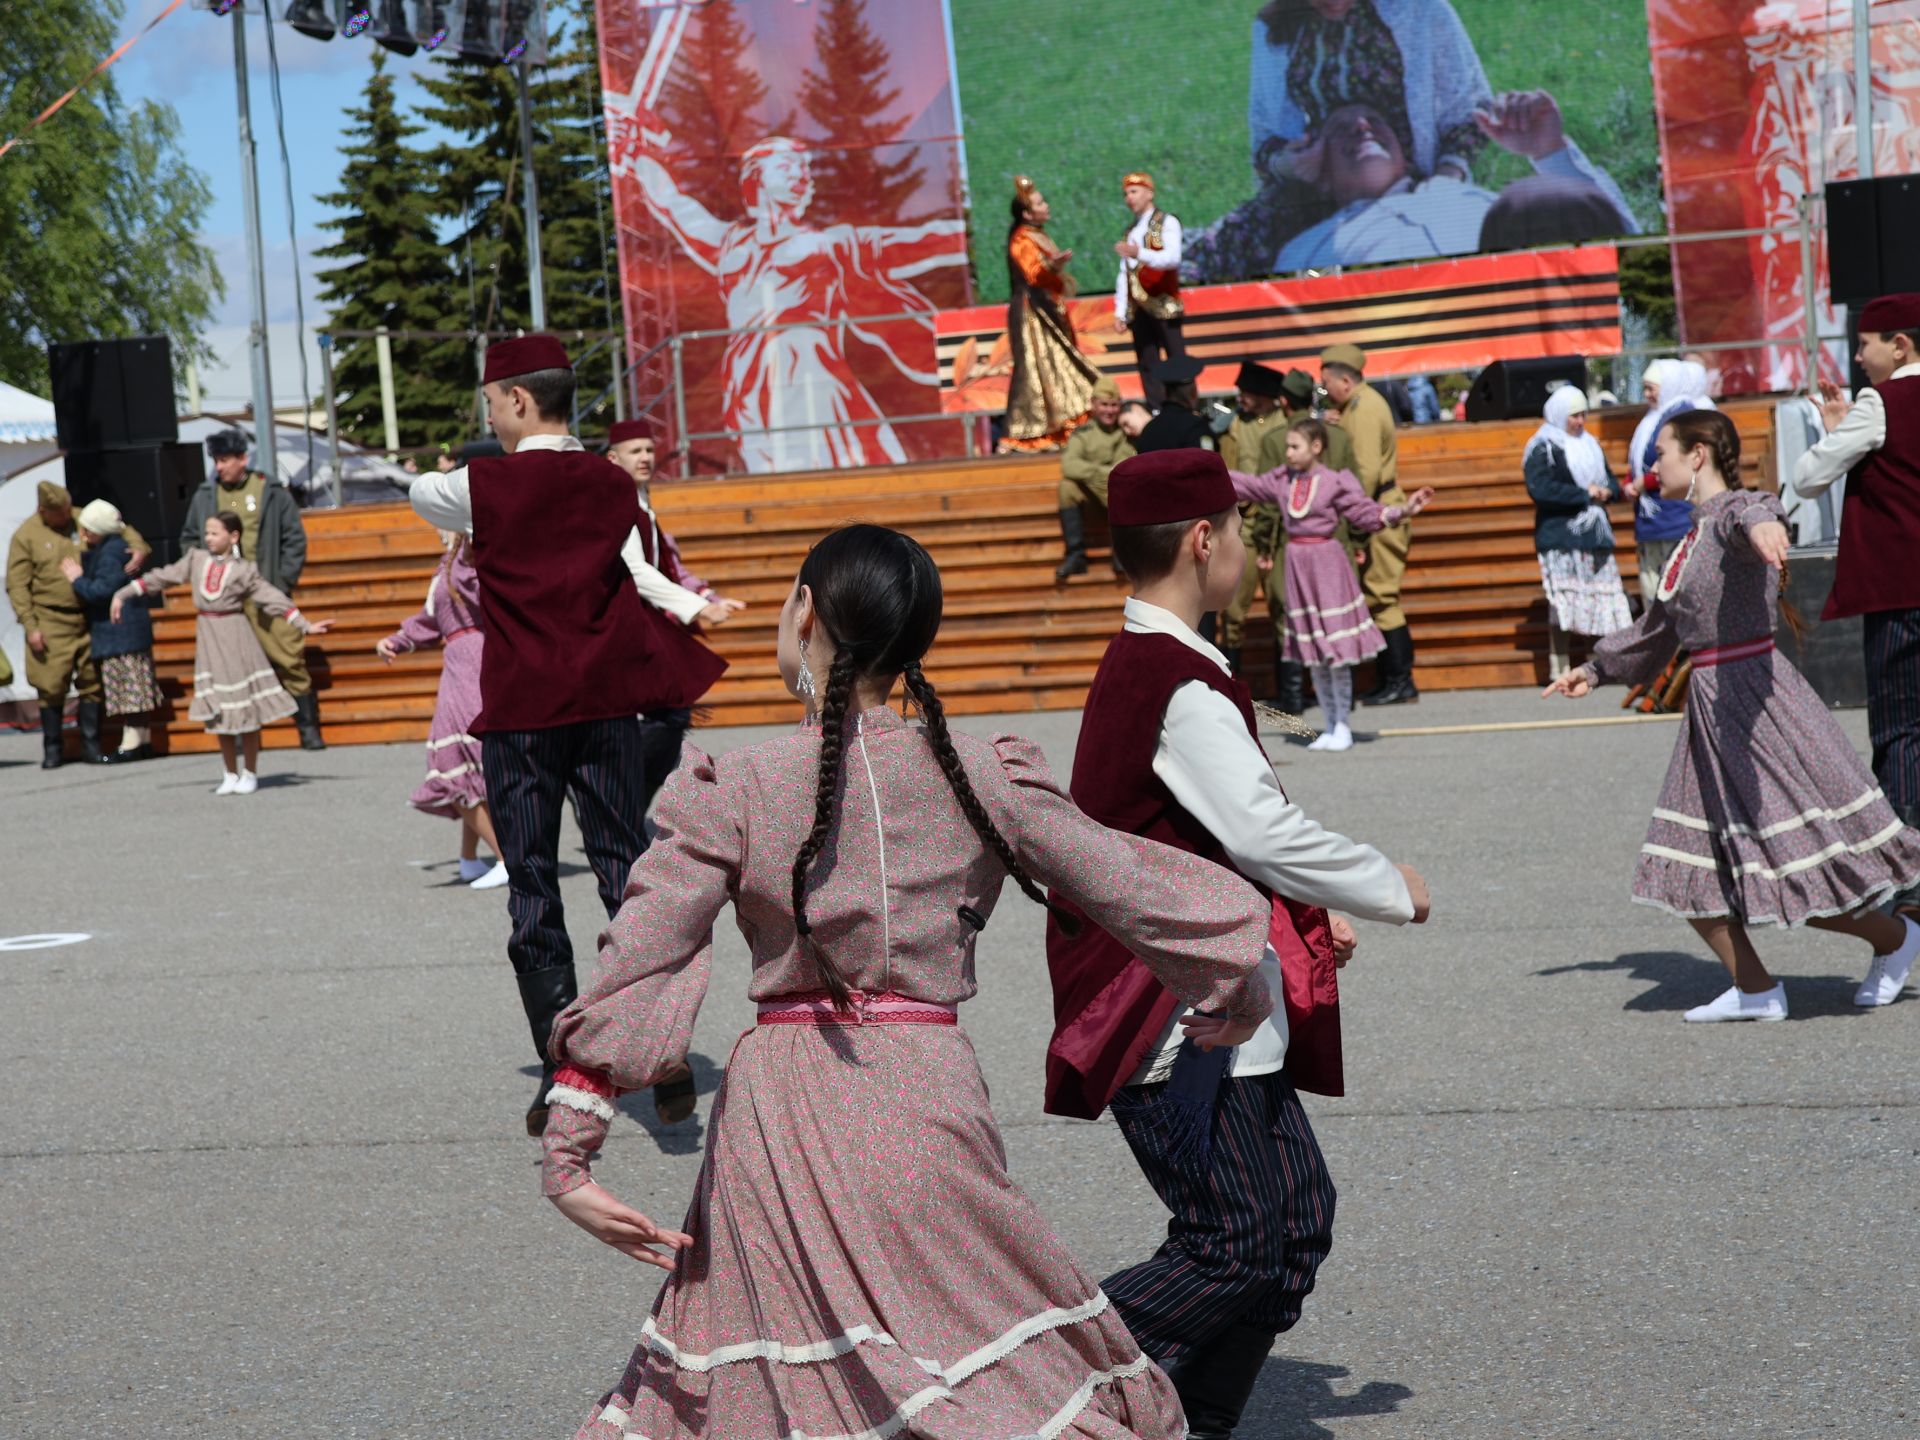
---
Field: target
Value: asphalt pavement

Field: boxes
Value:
[3,687,1916,1438]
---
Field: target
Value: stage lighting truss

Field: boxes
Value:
[193,0,546,66]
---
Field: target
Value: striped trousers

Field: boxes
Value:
[481,716,649,980]
[1865,608,1920,822]
[1104,1068,1336,1362]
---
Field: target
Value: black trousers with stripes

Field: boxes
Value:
[1103,1068,1337,1363]
[1865,608,1920,907]
[481,717,649,984]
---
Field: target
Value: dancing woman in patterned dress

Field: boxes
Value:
[1544,411,1920,1021]
[538,525,1277,1440]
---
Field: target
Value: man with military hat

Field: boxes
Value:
[1134,356,1216,454]
[1055,376,1136,579]
[1321,342,1418,704]
[180,429,325,748]
[6,480,148,767]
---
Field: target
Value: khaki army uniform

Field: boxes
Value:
[1342,381,1410,631]
[1058,420,1135,511]
[6,506,148,706]
[218,471,313,698]
[1219,408,1290,652]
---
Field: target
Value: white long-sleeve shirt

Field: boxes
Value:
[407,432,706,626]
[1791,362,1920,498]
[1123,596,1414,1082]
[1114,208,1184,322]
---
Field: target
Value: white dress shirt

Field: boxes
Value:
[1792,362,1920,498]
[1114,208,1184,322]
[407,432,706,626]
[1122,597,1415,1083]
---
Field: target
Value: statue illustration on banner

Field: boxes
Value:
[604,0,968,474]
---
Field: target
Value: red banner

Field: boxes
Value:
[938,247,1621,411]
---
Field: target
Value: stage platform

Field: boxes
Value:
[142,398,1776,753]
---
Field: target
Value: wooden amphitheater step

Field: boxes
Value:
[142,398,1779,753]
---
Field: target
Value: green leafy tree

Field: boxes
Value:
[315,51,467,448]
[797,0,927,225]
[0,0,220,394]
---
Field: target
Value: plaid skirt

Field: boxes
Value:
[101,651,163,718]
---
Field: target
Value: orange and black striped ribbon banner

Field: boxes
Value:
[938,245,1621,411]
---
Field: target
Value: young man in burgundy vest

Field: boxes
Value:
[1795,293,1920,915]
[1045,448,1430,1439]
[410,336,728,1133]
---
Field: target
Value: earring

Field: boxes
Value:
[797,653,817,702]
[1685,466,1698,504]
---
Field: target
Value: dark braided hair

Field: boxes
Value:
[788,525,1074,1011]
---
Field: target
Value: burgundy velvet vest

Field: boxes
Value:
[1042,627,1340,1120]
[467,448,727,732]
[1826,374,1920,619]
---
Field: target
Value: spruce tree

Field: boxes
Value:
[0,0,219,391]
[655,0,778,222]
[315,50,465,449]
[796,0,927,225]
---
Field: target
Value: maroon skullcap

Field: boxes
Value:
[1860,293,1920,334]
[1108,448,1238,527]
[607,419,655,446]
[483,333,572,384]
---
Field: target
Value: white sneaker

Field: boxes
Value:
[1854,915,1920,1007]
[214,771,240,796]
[1683,983,1788,1023]
[233,770,258,796]
[1321,722,1353,752]
[457,857,491,883]
[469,860,510,890]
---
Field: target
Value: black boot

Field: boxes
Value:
[77,700,106,764]
[1161,1321,1279,1440]
[1364,626,1420,706]
[1276,659,1307,716]
[516,964,579,1136]
[39,708,64,769]
[293,691,327,750]
[1055,507,1089,580]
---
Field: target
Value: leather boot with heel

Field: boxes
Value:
[516,965,579,1136]
[1160,1320,1280,1440]
[1055,507,1089,580]
[77,700,106,764]
[39,708,64,769]
[293,691,327,750]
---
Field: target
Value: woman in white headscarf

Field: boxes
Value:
[1526,385,1632,677]
[1628,358,1708,598]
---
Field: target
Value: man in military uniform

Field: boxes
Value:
[1217,362,1292,689]
[1134,356,1216,453]
[1055,377,1135,579]
[6,481,147,767]
[1321,343,1417,705]
[180,430,324,748]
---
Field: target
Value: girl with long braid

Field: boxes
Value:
[1545,410,1920,1021]
[535,524,1279,1440]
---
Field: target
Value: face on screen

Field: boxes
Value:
[1322,104,1406,207]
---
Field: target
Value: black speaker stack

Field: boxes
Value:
[1463,355,1588,423]
[46,336,196,565]
[1825,174,1920,303]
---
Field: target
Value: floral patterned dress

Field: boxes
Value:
[539,708,1275,1440]
[1587,489,1920,923]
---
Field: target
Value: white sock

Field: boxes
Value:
[119,724,148,752]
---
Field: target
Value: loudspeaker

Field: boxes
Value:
[1774,546,1867,709]
[1463,356,1587,423]
[64,443,201,568]
[1826,173,1920,304]
[46,336,177,452]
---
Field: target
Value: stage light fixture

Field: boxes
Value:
[283,0,337,39]
[371,0,419,55]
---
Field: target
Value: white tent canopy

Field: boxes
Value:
[0,381,58,443]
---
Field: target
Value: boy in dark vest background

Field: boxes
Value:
[1795,292,1920,911]
[410,336,728,1133]
[1044,447,1430,1440]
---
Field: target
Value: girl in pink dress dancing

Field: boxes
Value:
[1230,417,1433,750]
[1543,410,1920,1021]
[537,524,1279,1440]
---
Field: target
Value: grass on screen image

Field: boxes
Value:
[950,0,1662,304]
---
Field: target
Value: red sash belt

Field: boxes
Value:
[444,625,480,643]
[757,991,958,1027]
[1690,636,1774,667]
[1290,535,1333,546]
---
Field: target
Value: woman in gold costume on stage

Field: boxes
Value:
[1001,176,1101,453]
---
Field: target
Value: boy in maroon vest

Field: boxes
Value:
[410,336,728,1133]
[1796,293,1920,915]
[1045,448,1429,1439]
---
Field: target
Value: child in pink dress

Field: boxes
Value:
[1230,417,1433,750]
[538,525,1278,1440]
[113,511,332,794]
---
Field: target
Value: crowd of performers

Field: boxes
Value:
[31,290,1920,1438]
